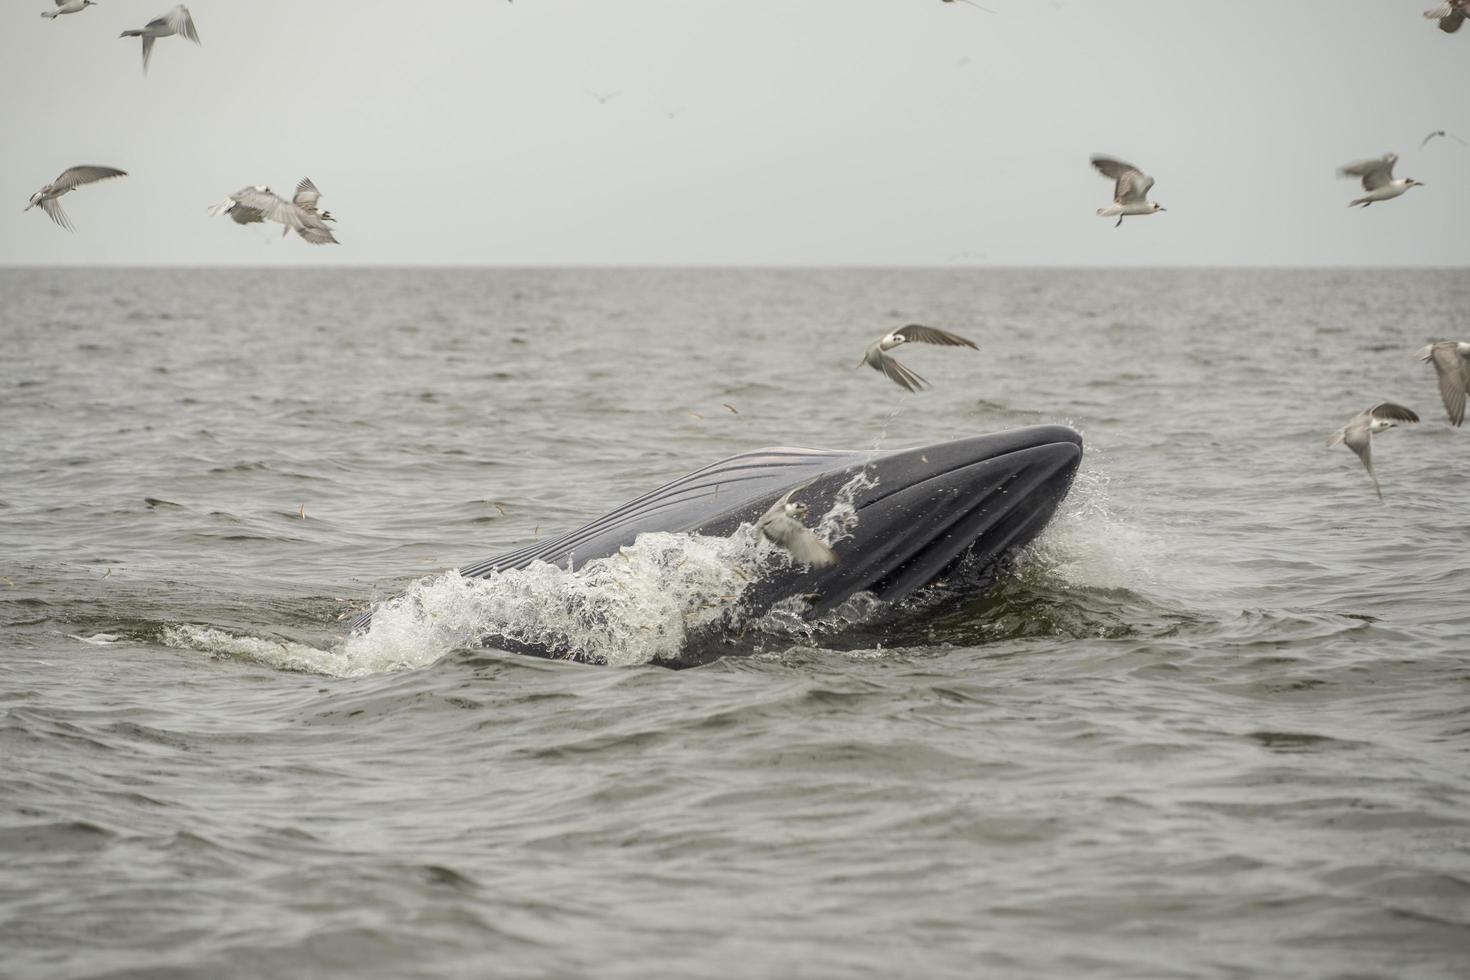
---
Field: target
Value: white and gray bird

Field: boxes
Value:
[119,4,200,74]
[1325,402,1420,501]
[1425,0,1469,33]
[41,1,97,19]
[210,180,338,245]
[1338,153,1424,207]
[1416,341,1470,426]
[860,324,978,392]
[1420,129,1468,149]
[1091,156,1166,227]
[755,486,837,568]
[25,166,127,231]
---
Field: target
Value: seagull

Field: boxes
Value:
[25,166,127,231]
[119,4,200,74]
[210,180,338,245]
[1425,0,1469,33]
[1325,403,1419,501]
[1420,129,1468,149]
[860,324,978,392]
[941,0,997,12]
[1416,341,1470,426]
[1338,153,1424,207]
[41,1,97,18]
[756,486,837,568]
[1091,156,1166,227]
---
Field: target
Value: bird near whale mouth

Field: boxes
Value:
[350,425,1083,665]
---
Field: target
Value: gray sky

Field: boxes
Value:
[2,1,1465,267]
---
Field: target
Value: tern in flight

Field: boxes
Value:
[1325,403,1420,501]
[860,324,978,393]
[119,5,200,74]
[41,1,96,19]
[756,487,837,568]
[1420,129,1467,149]
[1091,156,1166,227]
[1424,1,1469,33]
[25,166,127,231]
[210,180,338,245]
[1417,341,1470,426]
[1338,153,1424,207]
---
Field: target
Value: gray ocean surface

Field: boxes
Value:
[2,268,1468,979]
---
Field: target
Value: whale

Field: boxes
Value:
[352,424,1083,662]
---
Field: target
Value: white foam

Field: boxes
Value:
[164,470,890,676]
[1017,463,1165,593]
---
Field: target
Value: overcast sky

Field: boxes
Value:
[1,1,1465,267]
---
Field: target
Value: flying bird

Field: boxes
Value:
[1338,153,1424,207]
[1091,156,1166,227]
[585,90,622,105]
[756,486,837,568]
[941,0,997,11]
[25,166,127,231]
[1325,403,1420,501]
[1416,341,1470,426]
[1420,129,1468,149]
[860,324,977,392]
[41,1,96,18]
[1424,0,1469,33]
[119,5,200,74]
[210,180,338,245]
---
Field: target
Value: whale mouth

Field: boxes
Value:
[728,425,1084,618]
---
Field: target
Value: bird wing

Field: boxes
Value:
[292,177,322,209]
[168,5,200,43]
[295,224,340,245]
[1425,2,1453,15]
[141,35,155,73]
[230,186,304,229]
[39,197,73,232]
[1445,11,1467,32]
[1338,155,1396,191]
[52,166,127,191]
[894,324,979,349]
[229,205,266,226]
[1430,346,1469,426]
[1343,427,1383,502]
[871,350,929,392]
[1090,155,1139,181]
[1420,131,1441,149]
[759,513,837,568]
[1365,402,1419,424]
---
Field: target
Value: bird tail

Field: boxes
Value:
[1349,197,1370,208]
[1415,344,1435,363]
[42,11,58,18]
[1096,206,1122,218]
[119,29,144,37]
[207,198,234,217]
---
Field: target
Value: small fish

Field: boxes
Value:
[722,403,739,415]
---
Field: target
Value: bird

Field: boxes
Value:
[859,324,978,392]
[25,166,127,231]
[210,180,338,245]
[1424,0,1469,33]
[1420,129,1468,149]
[756,486,837,568]
[41,1,96,18]
[1325,403,1420,501]
[1338,154,1424,207]
[119,5,200,74]
[1090,156,1166,227]
[941,0,997,11]
[585,90,622,105]
[1416,341,1470,426]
